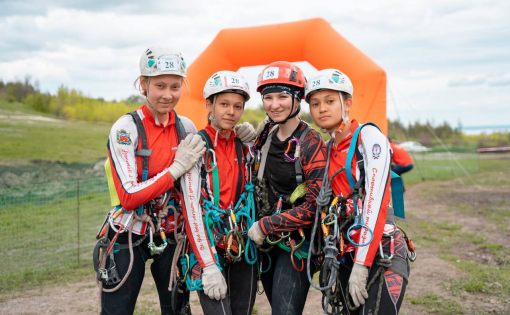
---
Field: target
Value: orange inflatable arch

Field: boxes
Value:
[177,18,387,133]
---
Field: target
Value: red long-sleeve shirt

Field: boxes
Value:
[328,120,391,267]
[107,104,195,235]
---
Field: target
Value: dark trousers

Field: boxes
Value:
[100,232,188,315]
[198,260,257,315]
[260,247,312,315]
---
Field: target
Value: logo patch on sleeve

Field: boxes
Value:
[116,129,132,145]
[372,143,381,159]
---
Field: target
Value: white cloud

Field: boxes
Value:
[0,0,509,126]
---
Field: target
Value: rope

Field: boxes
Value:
[307,141,333,291]
[169,232,186,291]
[202,182,258,265]
[100,229,134,293]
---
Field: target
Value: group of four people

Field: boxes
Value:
[95,46,412,315]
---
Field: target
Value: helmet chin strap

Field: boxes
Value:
[144,77,162,125]
[209,95,226,132]
[208,95,234,146]
[330,92,349,138]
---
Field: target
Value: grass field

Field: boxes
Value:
[0,100,110,164]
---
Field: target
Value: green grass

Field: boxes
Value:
[400,169,510,314]
[0,178,109,292]
[0,120,110,163]
[0,100,110,164]
[448,257,510,295]
[409,293,463,315]
[403,152,510,186]
[0,100,44,115]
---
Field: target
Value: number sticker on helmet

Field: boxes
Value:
[156,55,180,72]
[262,67,279,80]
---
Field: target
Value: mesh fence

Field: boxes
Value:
[0,153,506,291]
[0,174,110,288]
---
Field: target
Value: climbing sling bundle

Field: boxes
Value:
[176,129,258,292]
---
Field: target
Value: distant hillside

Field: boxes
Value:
[0,100,110,165]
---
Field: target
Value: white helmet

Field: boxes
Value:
[203,71,250,101]
[304,69,353,102]
[139,46,187,77]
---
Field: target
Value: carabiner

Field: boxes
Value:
[204,148,217,172]
[265,231,290,245]
[284,137,300,162]
[293,228,306,250]
[346,216,374,247]
[379,235,394,260]
[226,230,244,261]
[289,239,305,272]
[321,211,330,236]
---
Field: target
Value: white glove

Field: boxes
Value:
[348,263,369,308]
[168,134,206,180]
[234,122,256,143]
[202,264,227,300]
[248,221,265,245]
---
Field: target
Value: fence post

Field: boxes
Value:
[77,179,80,266]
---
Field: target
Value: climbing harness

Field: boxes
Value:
[94,108,191,315]
[254,122,313,272]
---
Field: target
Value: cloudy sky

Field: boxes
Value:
[1,0,509,127]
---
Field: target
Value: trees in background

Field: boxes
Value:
[0,78,137,123]
[1,78,508,148]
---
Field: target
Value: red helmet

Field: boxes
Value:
[256,61,306,95]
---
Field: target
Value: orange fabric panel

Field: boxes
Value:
[176,18,387,133]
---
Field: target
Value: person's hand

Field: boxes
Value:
[168,134,206,179]
[248,221,265,245]
[255,117,270,136]
[202,265,227,300]
[348,263,369,308]
[234,122,256,143]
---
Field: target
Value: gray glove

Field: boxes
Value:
[255,117,270,136]
[248,221,265,245]
[234,122,256,143]
[168,134,206,180]
[202,264,227,300]
[349,263,369,308]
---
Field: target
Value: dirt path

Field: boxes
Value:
[1,175,509,314]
